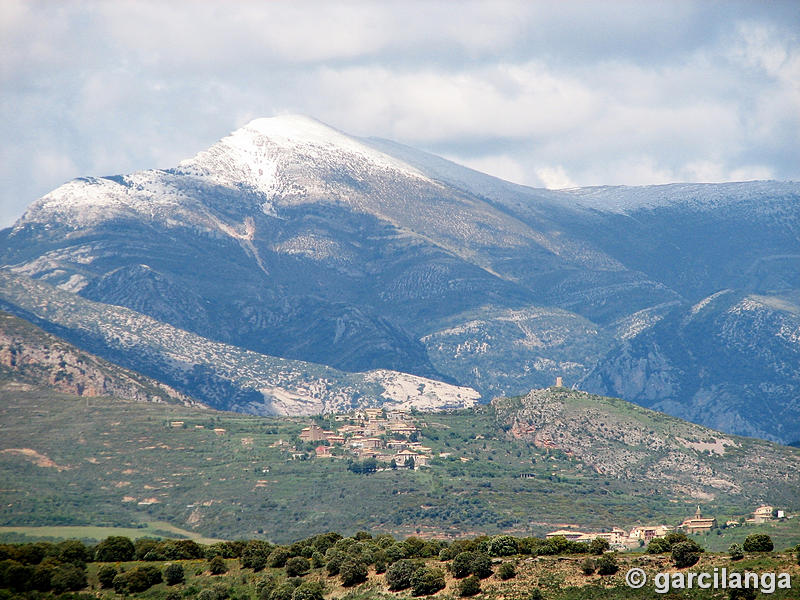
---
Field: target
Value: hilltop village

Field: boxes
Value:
[274,407,436,469]
[250,408,794,551]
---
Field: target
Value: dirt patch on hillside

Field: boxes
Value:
[1,448,70,471]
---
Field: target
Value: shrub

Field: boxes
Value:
[291,581,324,600]
[270,583,296,600]
[135,539,160,561]
[324,549,346,576]
[728,586,757,600]
[311,552,325,569]
[198,590,219,600]
[410,566,445,597]
[268,548,289,568]
[164,562,186,585]
[339,559,368,587]
[796,543,800,566]
[97,565,118,589]
[458,574,481,597]
[241,541,273,571]
[56,541,91,567]
[50,564,87,593]
[595,553,619,575]
[742,534,773,552]
[471,552,493,579]
[94,537,135,562]
[451,552,475,578]
[498,562,516,580]
[528,590,544,600]
[285,557,310,578]
[672,541,701,569]
[209,556,228,575]
[384,543,407,563]
[728,543,744,561]
[255,576,277,600]
[373,550,388,574]
[589,538,610,555]
[487,535,518,557]
[646,537,671,554]
[580,557,596,575]
[113,565,162,594]
[386,559,419,591]
[165,590,182,600]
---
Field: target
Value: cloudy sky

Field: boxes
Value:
[2,1,799,227]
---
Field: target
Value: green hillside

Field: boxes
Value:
[2,379,799,544]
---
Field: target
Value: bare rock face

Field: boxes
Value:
[0,310,193,405]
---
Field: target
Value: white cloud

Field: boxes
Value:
[1,1,799,227]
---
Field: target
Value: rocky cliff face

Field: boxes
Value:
[0,310,193,404]
[0,273,479,415]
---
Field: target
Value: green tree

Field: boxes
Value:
[209,555,228,575]
[292,581,324,600]
[97,565,118,589]
[580,557,595,575]
[595,553,619,575]
[672,541,701,568]
[458,574,480,597]
[589,538,610,555]
[285,557,310,577]
[470,552,493,579]
[451,552,474,578]
[487,535,518,557]
[268,548,289,568]
[339,558,368,587]
[728,543,744,561]
[646,537,671,554]
[386,559,419,591]
[728,586,757,600]
[498,562,516,580]
[743,534,773,552]
[56,540,91,567]
[30,563,54,592]
[324,549,346,576]
[164,562,186,585]
[270,583,296,600]
[241,541,273,571]
[410,566,445,596]
[95,536,135,562]
[135,538,160,560]
[50,564,87,593]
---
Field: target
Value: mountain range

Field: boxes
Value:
[1,115,799,442]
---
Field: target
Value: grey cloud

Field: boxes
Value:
[1,0,799,226]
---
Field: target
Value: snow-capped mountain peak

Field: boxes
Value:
[176,114,427,194]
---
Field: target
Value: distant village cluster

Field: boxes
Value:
[279,408,439,469]
[546,504,789,550]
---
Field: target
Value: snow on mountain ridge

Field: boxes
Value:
[560,181,800,214]
[177,114,428,198]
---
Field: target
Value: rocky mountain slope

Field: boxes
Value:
[1,115,799,439]
[0,272,479,415]
[0,310,193,405]
[494,388,800,503]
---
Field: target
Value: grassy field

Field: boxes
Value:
[0,522,222,544]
